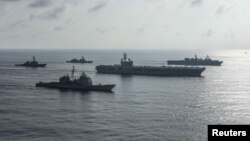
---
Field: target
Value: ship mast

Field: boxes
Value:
[71,66,75,79]
[123,53,127,61]
[206,55,210,59]
[82,56,85,61]
[33,56,36,62]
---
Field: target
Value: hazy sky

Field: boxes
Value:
[0,0,250,49]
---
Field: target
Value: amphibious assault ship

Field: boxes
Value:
[167,55,223,66]
[66,56,93,63]
[15,56,46,67]
[96,53,205,77]
[36,66,115,92]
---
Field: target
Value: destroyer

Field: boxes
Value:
[96,53,205,77]
[15,56,46,67]
[167,55,223,66]
[36,66,115,92]
[66,56,93,63]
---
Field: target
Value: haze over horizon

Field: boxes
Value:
[0,0,250,50]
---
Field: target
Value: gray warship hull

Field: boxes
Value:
[96,65,205,77]
[15,64,46,67]
[66,61,93,63]
[167,60,222,66]
[36,82,115,92]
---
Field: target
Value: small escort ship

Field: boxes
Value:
[15,56,46,67]
[167,54,223,66]
[36,66,115,92]
[66,56,93,63]
[96,53,205,77]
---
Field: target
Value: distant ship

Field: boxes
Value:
[96,53,205,77]
[36,66,115,92]
[167,55,223,66]
[66,56,93,63]
[15,56,46,67]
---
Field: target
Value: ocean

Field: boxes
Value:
[0,49,249,141]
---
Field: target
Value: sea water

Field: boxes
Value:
[0,49,249,141]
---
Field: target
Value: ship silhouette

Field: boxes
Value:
[66,56,93,63]
[15,56,46,67]
[167,54,223,66]
[36,66,115,92]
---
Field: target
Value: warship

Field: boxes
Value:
[66,56,93,63]
[96,53,205,77]
[36,66,115,92]
[15,56,46,67]
[167,55,223,66]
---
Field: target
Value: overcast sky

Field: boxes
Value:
[0,0,249,49]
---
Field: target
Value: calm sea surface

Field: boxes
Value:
[0,49,250,141]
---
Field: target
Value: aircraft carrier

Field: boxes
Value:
[96,53,205,77]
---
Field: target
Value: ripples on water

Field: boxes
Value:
[0,49,250,141]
